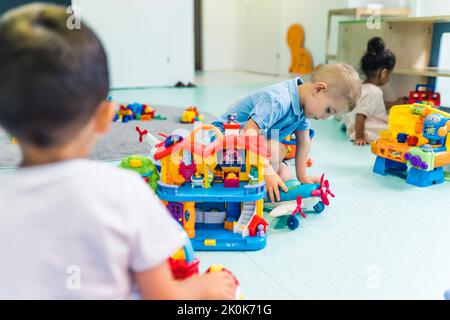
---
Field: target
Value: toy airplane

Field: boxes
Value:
[267,174,335,230]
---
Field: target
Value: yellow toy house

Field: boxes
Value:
[155,123,269,251]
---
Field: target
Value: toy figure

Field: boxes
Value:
[422,114,449,149]
[227,114,237,123]
[191,173,204,188]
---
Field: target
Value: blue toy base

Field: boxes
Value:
[191,223,267,251]
[406,167,444,187]
[373,156,446,187]
[373,156,407,177]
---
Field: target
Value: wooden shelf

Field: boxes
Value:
[394,67,450,78]
[329,7,410,19]
[326,7,410,63]
[384,15,450,24]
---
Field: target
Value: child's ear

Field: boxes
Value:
[380,68,389,79]
[94,100,115,135]
[312,82,327,95]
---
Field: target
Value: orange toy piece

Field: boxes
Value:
[287,23,313,75]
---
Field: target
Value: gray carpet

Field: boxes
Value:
[0,105,219,168]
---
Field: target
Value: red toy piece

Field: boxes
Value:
[408,84,441,107]
[311,174,335,206]
[135,126,148,143]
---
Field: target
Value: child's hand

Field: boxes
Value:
[354,138,370,146]
[198,271,237,300]
[298,175,321,184]
[265,173,288,203]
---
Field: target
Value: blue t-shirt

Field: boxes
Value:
[212,77,309,140]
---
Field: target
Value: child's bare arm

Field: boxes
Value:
[134,261,236,300]
[354,113,369,146]
[242,118,260,136]
[243,119,287,203]
[295,130,320,184]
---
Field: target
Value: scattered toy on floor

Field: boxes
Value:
[372,104,450,187]
[267,174,335,230]
[409,84,441,107]
[180,106,204,123]
[113,102,165,123]
[169,233,243,299]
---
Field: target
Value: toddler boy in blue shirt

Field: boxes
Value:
[213,64,361,203]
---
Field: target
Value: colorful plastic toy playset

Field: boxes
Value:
[154,121,269,251]
[121,116,336,251]
[371,104,450,187]
[113,102,167,123]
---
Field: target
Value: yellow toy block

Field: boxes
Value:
[129,159,142,168]
[224,220,234,231]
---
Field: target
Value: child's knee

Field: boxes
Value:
[267,140,286,163]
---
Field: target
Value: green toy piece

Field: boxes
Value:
[405,147,435,172]
[153,115,167,120]
[119,155,160,192]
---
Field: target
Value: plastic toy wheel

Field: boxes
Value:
[313,201,325,214]
[287,215,300,230]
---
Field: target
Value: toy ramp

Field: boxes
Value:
[234,202,256,236]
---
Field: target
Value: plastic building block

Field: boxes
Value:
[407,135,419,146]
[180,106,204,123]
[406,167,444,187]
[112,102,160,123]
[397,133,408,143]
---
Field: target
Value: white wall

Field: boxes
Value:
[278,0,348,75]
[201,0,240,71]
[414,0,450,16]
[201,0,349,74]
[73,0,194,88]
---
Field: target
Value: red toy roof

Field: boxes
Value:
[154,135,269,161]
[223,123,241,130]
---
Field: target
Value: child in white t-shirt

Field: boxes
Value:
[0,4,236,300]
[342,37,396,145]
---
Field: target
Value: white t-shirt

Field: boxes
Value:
[342,83,388,142]
[0,159,184,299]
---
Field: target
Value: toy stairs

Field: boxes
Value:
[233,202,256,237]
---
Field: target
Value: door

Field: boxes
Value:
[241,0,281,75]
[167,202,184,224]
